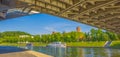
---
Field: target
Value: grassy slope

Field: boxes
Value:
[0,42,47,47]
[110,41,120,48]
[0,41,120,48]
[66,41,106,47]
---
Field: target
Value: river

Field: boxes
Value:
[31,46,120,57]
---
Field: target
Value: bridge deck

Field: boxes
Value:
[0,0,120,34]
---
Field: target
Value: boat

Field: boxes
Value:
[46,42,66,48]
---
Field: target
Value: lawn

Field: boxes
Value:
[66,41,106,47]
[110,41,120,48]
[0,42,47,47]
[1,41,120,48]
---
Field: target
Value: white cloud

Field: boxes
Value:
[44,27,57,32]
[44,22,72,32]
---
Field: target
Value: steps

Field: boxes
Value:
[104,41,112,47]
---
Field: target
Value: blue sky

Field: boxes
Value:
[0,13,96,35]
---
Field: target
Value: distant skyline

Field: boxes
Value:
[0,13,97,35]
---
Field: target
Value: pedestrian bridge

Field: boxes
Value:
[0,0,120,33]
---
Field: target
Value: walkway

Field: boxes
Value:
[0,46,52,57]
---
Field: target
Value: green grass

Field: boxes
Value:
[0,43,19,46]
[0,42,47,47]
[32,42,47,46]
[1,41,120,48]
[110,41,120,48]
[66,41,106,47]
[0,42,106,47]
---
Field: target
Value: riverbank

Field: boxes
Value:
[110,41,120,48]
[0,42,47,47]
[66,41,106,47]
[0,41,120,48]
[0,46,52,57]
[67,41,120,48]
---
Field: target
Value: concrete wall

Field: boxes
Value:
[0,0,17,8]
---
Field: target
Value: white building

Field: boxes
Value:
[19,35,34,38]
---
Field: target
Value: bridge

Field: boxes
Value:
[0,0,120,34]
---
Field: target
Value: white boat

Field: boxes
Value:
[47,42,66,48]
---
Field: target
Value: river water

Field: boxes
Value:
[31,47,120,57]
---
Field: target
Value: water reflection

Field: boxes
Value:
[39,47,66,57]
[32,47,120,57]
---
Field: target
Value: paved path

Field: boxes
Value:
[0,46,52,57]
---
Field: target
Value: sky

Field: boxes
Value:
[0,13,96,35]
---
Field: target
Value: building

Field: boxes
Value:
[52,31,56,34]
[76,26,81,32]
[19,35,31,38]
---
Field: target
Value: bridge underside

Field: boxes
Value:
[0,0,120,34]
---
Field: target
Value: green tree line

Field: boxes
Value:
[0,29,119,43]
